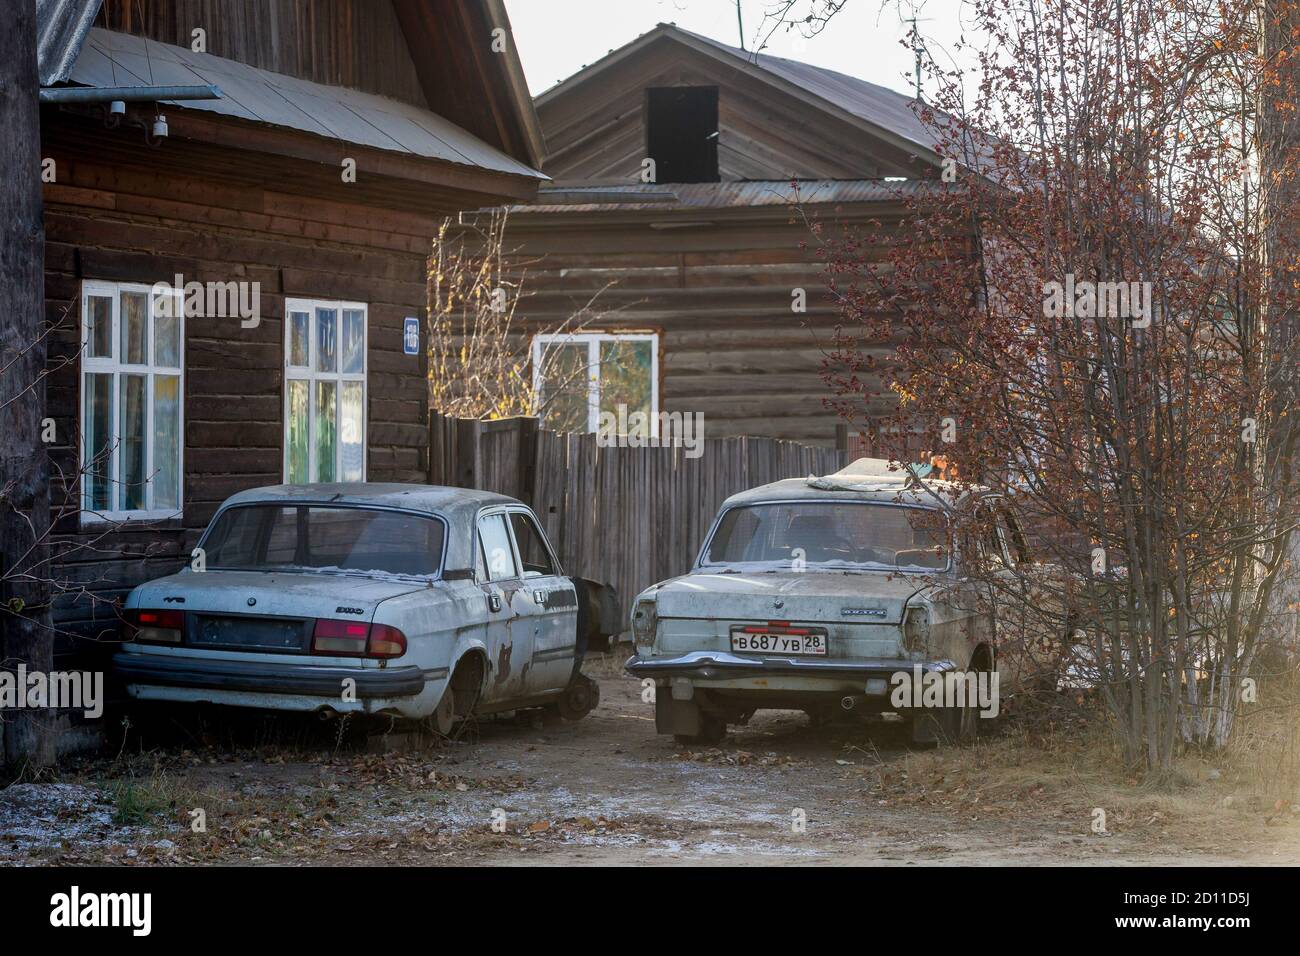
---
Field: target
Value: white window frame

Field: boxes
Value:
[530,332,660,435]
[283,297,368,483]
[79,280,185,524]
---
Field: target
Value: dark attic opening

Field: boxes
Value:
[646,86,720,183]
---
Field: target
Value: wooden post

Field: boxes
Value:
[516,416,538,506]
[454,417,482,489]
[0,1,53,769]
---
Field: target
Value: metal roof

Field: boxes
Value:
[537,23,954,170]
[36,0,102,86]
[511,178,954,213]
[63,27,544,180]
[676,26,942,160]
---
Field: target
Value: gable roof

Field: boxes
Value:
[536,22,945,172]
[36,0,544,173]
[67,27,541,180]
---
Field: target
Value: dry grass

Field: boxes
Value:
[865,709,1300,855]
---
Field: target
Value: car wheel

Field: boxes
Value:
[674,712,726,747]
[556,674,600,721]
[432,686,456,736]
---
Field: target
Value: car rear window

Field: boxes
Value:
[201,505,445,577]
[703,502,949,571]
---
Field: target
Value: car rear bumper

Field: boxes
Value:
[625,650,956,682]
[112,652,427,699]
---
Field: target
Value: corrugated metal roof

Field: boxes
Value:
[36,0,102,86]
[511,179,953,213]
[64,28,544,180]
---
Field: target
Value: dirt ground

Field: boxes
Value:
[3,658,1299,866]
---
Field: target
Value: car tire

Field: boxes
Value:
[673,713,726,747]
[432,686,456,736]
[556,674,600,721]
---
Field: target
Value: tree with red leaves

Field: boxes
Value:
[818,0,1300,773]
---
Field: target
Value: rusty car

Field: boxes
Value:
[113,483,613,732]
[625,458,1016,746]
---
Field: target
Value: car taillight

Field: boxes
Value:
[311,620,407,659]
[367,623,407,659]
[312,619,370,656]
[126,608,185,644]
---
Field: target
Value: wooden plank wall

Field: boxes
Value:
[41,125,438,669]
[537,36,922,180]
[503,204,919,447]
[430,413,846,629]
[95,0,429,108]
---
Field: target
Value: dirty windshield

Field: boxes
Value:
[703,502,949,571]
[201,505,445,577]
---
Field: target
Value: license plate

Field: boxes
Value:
[730,628,827,656]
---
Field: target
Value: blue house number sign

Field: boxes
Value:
[403,317,420,356]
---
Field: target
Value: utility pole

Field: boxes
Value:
[737,1,746,51]
[0,0,53,769]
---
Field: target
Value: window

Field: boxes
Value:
[201,504,445,578]
[508,511,556,577]
[284,298,366,483]
[80,281,184,521]
[646,86,720,183]
[531,332,659,435]
[703,502,950,571]
[478,513,519,581]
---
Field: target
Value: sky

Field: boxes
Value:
[504,0,981,100]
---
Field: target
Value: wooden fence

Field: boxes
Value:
[429,413,847,630]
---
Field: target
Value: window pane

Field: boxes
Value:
[537,342,590,432]
[316,308,337,372]
[83,372,113,511]
[121,292,148,365]
[86,295,113,358]
[288,311,309,368]
[340,381,364,482]
[119,374,147,511]
[153,294,180,368]
[342,309,364,373]
[599,339,653,425]
[153,374,181,510]
[204,505,445,576]
[479,514,518,580]
[286,380,309,484]
[509,512,555,576]
[314,380,337,482]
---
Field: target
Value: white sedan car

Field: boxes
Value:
[113,484,611,732]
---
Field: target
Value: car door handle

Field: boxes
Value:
[487,593,502,613]
[533,589,548,605]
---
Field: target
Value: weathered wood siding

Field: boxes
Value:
[502,201,918,447]
[95,0,429,107]
[538,35,921,182]
[41,117,436,666]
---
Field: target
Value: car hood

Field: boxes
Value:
[648,570,932,625]
[126,570,430,621]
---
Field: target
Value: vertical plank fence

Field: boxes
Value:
[431,413,847,630]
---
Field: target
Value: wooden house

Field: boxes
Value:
[35,0,545,670]
[506,23,958,447]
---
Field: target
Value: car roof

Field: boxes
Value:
[222,482,519,516]
[720,458,981,510]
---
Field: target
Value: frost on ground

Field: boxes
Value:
[2,667,1299,866]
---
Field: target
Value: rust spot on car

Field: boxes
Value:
[494,642,512,685]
